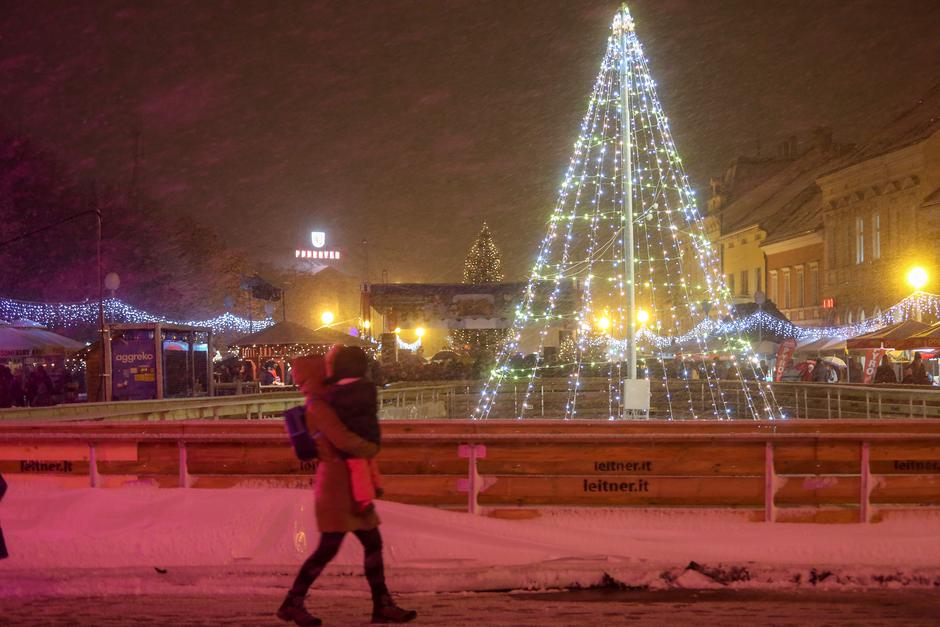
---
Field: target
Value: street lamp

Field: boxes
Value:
[636,308,650,326]
[907,267,928,292]
[415,327,426,338]
[320,311,335,326]
[595,315,611,332]
[907,267,928,322]
[394,327,402,334]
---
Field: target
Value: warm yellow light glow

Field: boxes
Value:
[415,327,426,338]
[320,311,335,325]
[907,267,928,291]
[636,308,650,325]
[362,319,371,329]
[394,327,402,334]
[595,316,610,331]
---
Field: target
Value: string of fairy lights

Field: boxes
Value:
[474,6,781,421]
[0,296,272,335]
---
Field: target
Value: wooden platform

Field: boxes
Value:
[2,419,939,522]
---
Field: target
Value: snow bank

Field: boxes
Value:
[1,484,939,596]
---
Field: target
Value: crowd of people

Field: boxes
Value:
[378,358,477,383]
[874,352,934,385]
[0,362,82,408]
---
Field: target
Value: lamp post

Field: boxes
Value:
[104,272,120,324]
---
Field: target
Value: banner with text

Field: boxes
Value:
[863,348,886,384]
[111,336,157,400]
[773,338,797,382]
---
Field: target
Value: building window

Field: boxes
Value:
[796,266,804,308]
[809,263,819,306]
[740,270,749,296]
[754,267,762,295]
[769,270,778,304]
[856,216,864,264]
[893,209,901,252]
[727,273,735,296]
[872,212,881,260]
[782,269,791,309]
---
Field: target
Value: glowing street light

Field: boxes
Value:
[394,327,402,334]
[636,308,650,326]
[320,311,335,325]
[595,316,610,332]
[415,327,426,338]
[907,267,928,291]
[362,319,371,330]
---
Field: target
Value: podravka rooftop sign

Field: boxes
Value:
[296,230,342,260]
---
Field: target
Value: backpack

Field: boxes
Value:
[283,405,318,461]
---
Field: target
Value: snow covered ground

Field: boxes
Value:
[2,485,940,597]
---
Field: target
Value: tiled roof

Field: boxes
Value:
[717,147,843,235]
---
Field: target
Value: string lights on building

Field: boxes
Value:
[0,296,272,335]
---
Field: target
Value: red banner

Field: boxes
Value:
[773,338,797,382]
[863,348,886,384]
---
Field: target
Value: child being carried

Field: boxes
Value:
[323,345,383,515]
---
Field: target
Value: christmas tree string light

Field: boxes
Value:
[474,5,783,420]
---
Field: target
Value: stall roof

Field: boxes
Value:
[0,325,85,358]
[844,320,931,350]
[231,320,369,348]
[895,322,940,350]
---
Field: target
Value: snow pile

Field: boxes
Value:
[1,485,940,596]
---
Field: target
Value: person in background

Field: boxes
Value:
[812,358,830,383]
[901,366,915,384]
[909,352,930,385]
[0,363,13,408]
[0,473,8,559]
[28,365,55,406]
[260,361,280,386]
[873,355,897,384]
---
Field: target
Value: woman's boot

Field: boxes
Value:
[371,593,417,623]
[276,593,322,627]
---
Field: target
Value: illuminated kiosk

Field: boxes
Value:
[93,323,213,401]
[231,320,370,378]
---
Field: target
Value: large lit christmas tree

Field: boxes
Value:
[474,5,781,420]
[454,222,507,356]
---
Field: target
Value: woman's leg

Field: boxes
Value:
[353,528,416,623]
[288,531,345,597]
[352,528,388,601]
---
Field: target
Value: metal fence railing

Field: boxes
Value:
[2,379,939,422]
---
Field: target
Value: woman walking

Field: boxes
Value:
[277,355,416,626]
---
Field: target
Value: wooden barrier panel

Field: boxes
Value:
[479,476,764,507]
[773,441,861,475]
[871,475,940,505]
[2,420,940,519]
[477,441,765,476]
[776,475,861,506]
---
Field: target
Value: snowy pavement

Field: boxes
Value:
[2,590,940,626]
[2,485,940,598]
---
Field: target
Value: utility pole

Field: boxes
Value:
[94,184,111,402]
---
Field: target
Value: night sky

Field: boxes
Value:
[2,0,939,283]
